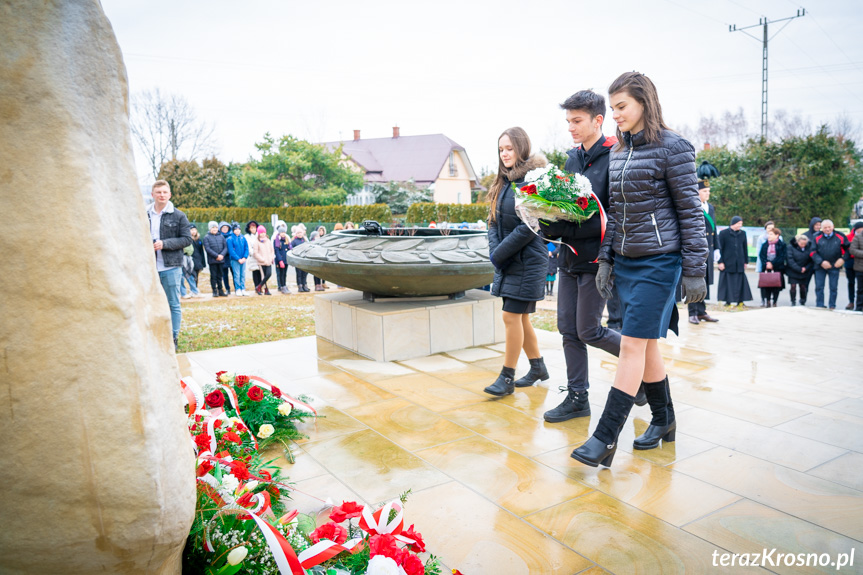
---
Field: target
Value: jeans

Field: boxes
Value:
[230,260,247,292]
[180,269,199,296]
[814,267,840,308]
[158,267,182,339]
[557,269,621,393]
[221,264,231,293]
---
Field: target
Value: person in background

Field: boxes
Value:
[803,216,822,245]
[274,224,291,294]
[311,225,327,291]
[758,227,786,307]
[253,226,274,295]
[147,180,193,351]
[218,222,233,295]
[717,216,753,307]
[754,221,775,272]
[345,221,355,230]
[785,234,812,306]
[844,222,862,309]
[189,226,207,295]
[333,222,344,231]
[203,220,227,297]
[849,222,863,311]
[290,227,310,292]
[245,221,260,289]
[227,223,249,296]
[811,219,848,309]
[688,180,719,324]
[180,241,200,299]
[546,244,558,297]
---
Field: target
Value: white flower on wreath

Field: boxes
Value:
[278,403,293,416]
[258,424,275,439]
[367,555,402,575]
[219,474,239,495]
[227,546,248,565]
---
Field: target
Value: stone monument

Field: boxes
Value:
[0,2,196,573]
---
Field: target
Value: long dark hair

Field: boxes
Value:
[608,72,670,149]
[487,127,532,222]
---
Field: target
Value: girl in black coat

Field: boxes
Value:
[758,227,786,307]
[717,216,753,306]
[785,234,812,305]
[572,72,708,468]
[483,127,549,397]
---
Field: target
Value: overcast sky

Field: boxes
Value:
[101,0,863,183]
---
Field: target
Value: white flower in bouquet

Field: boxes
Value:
[278,402,293,416]
[258,424,275,438]
[227,546,248,565]
[366,555,401,575]
[220,474,239,495]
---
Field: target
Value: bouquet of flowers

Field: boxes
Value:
[513,164,600,231]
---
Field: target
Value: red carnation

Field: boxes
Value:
[402,524,426,553]
[194,433,212,450]
[369,533,399,559]
[235,375,250,387]
[270,386,282,398]
[520,184,538,195]
[247,386,264,402]
[401,552,425,575]
[223,431,242,444]
[310,522,348,545]
[576,196,590,210]
[213,419,222,429]
[205,390,225,408]
[230,460,252,481]
[258,469,272,481]
[329,501,364,523]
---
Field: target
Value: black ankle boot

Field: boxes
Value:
[544,387,590,422]
[571,387,635,467]
[514,357,549,387]
[633,376,676,450]
[484,367,516,396]
[634,383,647,406]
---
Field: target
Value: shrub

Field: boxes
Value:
[405,203,490,225]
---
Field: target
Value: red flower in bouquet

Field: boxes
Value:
[401,552,425,575]
[215,371,227,380]
[235,375,250,387]
[247,386,264,401]
[230,460,252,481]
[223,431,242,444]
[520,183,538,195]
[310,522,348,544]
[205,390,225,408]
[194,433,212,450]
[576,196,590,210]
[257,469,272,481]
[236,491,256,508]
[270,385,282,398]
[330,501,365,523]
[402,524,426,552]
[369,533,399,559]
[196,460,214,477]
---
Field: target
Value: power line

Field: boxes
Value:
[729,8,806,139]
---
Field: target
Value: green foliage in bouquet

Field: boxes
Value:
[516,164,598,224]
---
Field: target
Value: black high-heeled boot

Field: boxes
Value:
[633,376,676,450]
[571,387,635,467]
[514,357,549,387]
[634,383,647,406]
[484,367,516,396]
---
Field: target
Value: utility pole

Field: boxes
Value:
[730,8,805,140]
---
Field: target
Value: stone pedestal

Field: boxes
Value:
[315,290,505,361]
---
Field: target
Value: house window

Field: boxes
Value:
[449,151,457,177]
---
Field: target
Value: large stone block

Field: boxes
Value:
[0,1,196,573]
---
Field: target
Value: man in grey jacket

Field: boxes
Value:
[147,180,192,350]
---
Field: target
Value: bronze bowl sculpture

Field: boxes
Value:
[286,224,494,300]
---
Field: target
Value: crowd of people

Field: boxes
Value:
[715,216,862,311]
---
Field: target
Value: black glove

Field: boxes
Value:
[595,261,614,299]
[680,275,707,304]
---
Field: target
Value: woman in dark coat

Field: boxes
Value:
[785,234,812,306]
[758,227,786,307]
[717,216,753,306]
[571,72,709,468]
[483,127,549,397]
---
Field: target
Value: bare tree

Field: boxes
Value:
[771,109,811,140]
[831,111,862,144]
[130,88,217,179]
[678,108,751,149]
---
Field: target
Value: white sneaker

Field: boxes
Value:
[239,290,246,296]
[182,293,192,299]
[193,292,203,298]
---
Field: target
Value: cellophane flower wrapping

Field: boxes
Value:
[513,164,597,231]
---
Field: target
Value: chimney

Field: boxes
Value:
[353,130,360,141]
[393,126,400,138]
[704,141,711,150]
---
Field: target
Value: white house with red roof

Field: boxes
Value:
[324,128,481,205]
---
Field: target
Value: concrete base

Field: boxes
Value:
[314,289,505,362]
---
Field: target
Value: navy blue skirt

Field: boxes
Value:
[614,252,682,339]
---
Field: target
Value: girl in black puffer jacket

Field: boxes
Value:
[572,72,708,468]
[483,127,550,397]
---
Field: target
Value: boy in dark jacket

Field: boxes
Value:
[539,90,638,423]
[203,220,228,297]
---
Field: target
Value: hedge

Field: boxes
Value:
[183,204,392,226]
[405,203,490,224]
